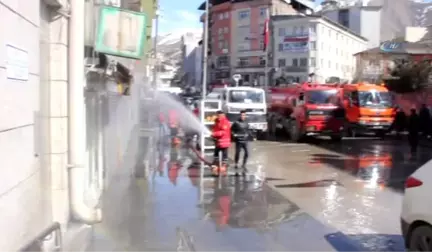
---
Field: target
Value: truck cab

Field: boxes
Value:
[207,86,268,138]
[342,83,394,137]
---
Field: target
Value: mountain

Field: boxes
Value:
[155,29,202,70]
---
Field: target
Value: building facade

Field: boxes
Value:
[199,0,314,86]
[320,5,381,49]
[0,0,155,250]
[181,33,203,88]
[272,15,367,83]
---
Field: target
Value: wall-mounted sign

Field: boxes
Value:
[379,41,402,52]
[95,6,147,59]
[280,36,309,53]
[5,44,29,81]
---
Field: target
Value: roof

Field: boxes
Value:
[198,0,314,11]
[354,42,432,56]
[271,15,368,41]
[344,83,388,92]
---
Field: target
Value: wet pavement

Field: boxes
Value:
[87,137,432,251]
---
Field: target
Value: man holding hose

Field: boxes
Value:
[211,111,231,175]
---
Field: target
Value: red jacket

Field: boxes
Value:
[168,110,179,128]
[212,117,231,148]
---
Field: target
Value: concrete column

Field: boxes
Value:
[47,6,70,228]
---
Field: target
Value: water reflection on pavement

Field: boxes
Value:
[86,137,432,252]
[88,152,349,251]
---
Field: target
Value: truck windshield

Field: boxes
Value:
[358,91,392,108]
[228,90,264,103]
[307,90,339,105]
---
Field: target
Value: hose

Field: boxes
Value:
[187,141,213,166]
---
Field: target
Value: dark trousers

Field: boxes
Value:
[408,134,419,153]
[234,141,249,166]
[213,147,228,164]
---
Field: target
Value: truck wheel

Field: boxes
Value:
[331,135,342,142]
[375,130,386,139]
[269,117,277,137]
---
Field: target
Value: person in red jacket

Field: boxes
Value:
[211,111,231,174]
[168,109,181,146]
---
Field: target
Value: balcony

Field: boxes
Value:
[236,63,266,69]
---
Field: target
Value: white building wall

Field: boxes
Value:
[273,17,367,83]
[0,0,54,249]
[321,6,382,49]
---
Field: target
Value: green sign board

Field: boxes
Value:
[95,6,147,59]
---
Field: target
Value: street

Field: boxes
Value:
[87,137,432,251]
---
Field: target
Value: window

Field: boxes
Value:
[259,7,267,17]
[219,13,223,20]
[239,57,249,66]
[224,27,228,33]
[338,9,349,27]
[300,58,307,67]
[278,43,283,51]
[335,63,338,70]
[299,26,305,35]
[278,59,286,67]
[238,10,250,20]
[321,42,324,50]
[218,28,223,34]
[309,41,316,50]
[224,41,229,49]
[259,39,264,50]
[328,29,331,37]
[320,58,324,67]
[218,41,223,49]
[293,26,298,35]
[328,61,331,68]
[217,56,229,67]
[278,27,285,36]
[310,24,316,34]
[292,58,298,66]
[310,57,316,67]
[224,12,229,19]
[336,33,339,40]
[335,48,338,55]
[260,57,266,66]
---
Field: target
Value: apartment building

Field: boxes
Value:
[320,5,381,49]
[210,1,232,81]
[272,15,367,83]
[230,0,314,85]
[199,0,314,85]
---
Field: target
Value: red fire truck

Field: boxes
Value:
[267,83,344,142]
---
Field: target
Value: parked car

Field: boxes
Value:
[401,159,432,251]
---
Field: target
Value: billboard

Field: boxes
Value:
[281,36,309,53]
[95,6,147,59]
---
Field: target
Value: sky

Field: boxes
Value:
[158,0,204,34]
[157,0,432,34]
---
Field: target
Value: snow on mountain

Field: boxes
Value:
[154,29,202,77]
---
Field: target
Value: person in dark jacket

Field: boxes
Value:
[408,108,420,154]
[231,110,250,171]
[419,104,431,137]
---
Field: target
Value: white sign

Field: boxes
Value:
[232,74,241,81]
[6,45,29,81]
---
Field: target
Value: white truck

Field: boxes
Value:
[207,86,268,139]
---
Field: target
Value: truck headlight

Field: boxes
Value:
[359,120,367,124]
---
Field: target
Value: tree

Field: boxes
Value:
[385,59,432,93]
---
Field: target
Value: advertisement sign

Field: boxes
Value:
[281,36,309,53]
[95,6,147,59]
[379,41,402,52]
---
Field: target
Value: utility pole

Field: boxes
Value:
[152,7,160,88]
[202,0,210,98]
[264,6,271,91]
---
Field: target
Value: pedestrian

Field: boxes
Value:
[419,103,431,137]
[211,111,232,172]
[231,110,250,172]
[407,108,420,154]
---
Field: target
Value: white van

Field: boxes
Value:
[207,86,268,138]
